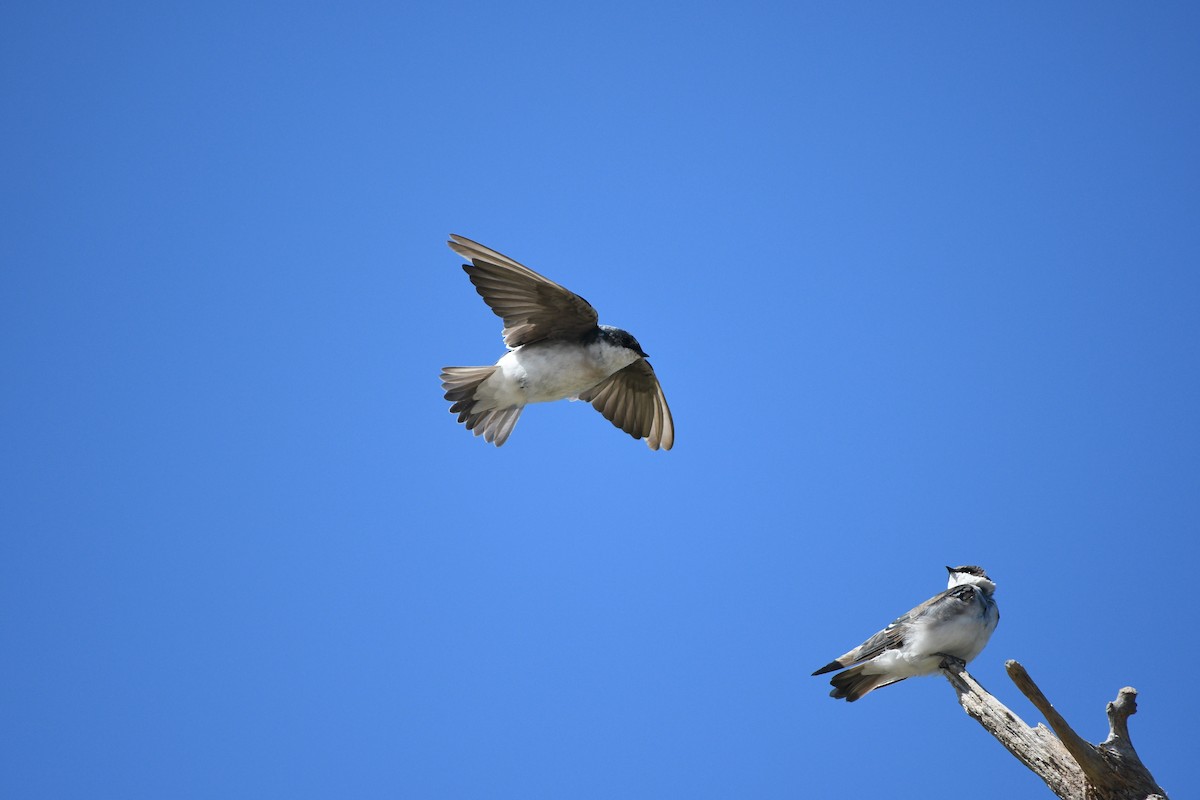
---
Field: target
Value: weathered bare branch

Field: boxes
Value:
[938,657,1167,800]
[1006,660,1113,789]
[1095,688,1167,800]
[939,656,1082,800]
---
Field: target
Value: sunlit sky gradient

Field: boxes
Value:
[3,3,1198,798]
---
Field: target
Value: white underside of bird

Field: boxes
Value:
[441,338,647,446]
[854,606,997,681]
[476,339,641,409]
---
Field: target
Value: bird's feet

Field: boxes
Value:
[937,654,967,671]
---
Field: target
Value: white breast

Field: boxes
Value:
[478,340,640,408]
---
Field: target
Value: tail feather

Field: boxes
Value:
[441,366,523,446]
[442,366,495,403]
[489,405,521,445]
[827,665,906,702]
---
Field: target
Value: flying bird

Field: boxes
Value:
[813,565,1000,702]
[440,234,674,449]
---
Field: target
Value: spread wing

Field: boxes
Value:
[577,360,674,451]
[812,587,959,675]
[448,234,599,347]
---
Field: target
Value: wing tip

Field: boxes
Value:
[812,659,844,676]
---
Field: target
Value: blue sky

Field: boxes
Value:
[3,2,1198,797]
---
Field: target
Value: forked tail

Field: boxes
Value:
[827,664,906,702]
[440,366,523,446]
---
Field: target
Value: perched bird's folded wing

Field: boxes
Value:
[578,360,674,451]
[448,234,599,347]
[812,585,960,675]
[812,621,906,675]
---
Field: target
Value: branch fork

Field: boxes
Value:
[938,657,1166,800]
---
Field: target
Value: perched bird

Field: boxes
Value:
[440,234,674,449]
[813,565,1000,702]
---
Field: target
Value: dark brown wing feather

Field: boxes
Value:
[578,360,674,451]
[448,234,598,347]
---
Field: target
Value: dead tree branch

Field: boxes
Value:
[939,657,1167,800]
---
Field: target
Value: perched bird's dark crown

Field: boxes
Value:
[947,564,989,578]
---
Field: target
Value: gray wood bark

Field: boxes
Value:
[939,657,1167,800]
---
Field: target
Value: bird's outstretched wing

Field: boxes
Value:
[448,234,599,348]
[578,360,674,451]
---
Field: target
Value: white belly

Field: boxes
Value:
[863,604,998,679]
[920,612,993,661]
[475,340,639,409]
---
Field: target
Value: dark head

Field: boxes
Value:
[946,565,996,593]
[597,325,648,358]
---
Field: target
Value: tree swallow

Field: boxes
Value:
[440,234,674,450]
[813,565,999,702]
